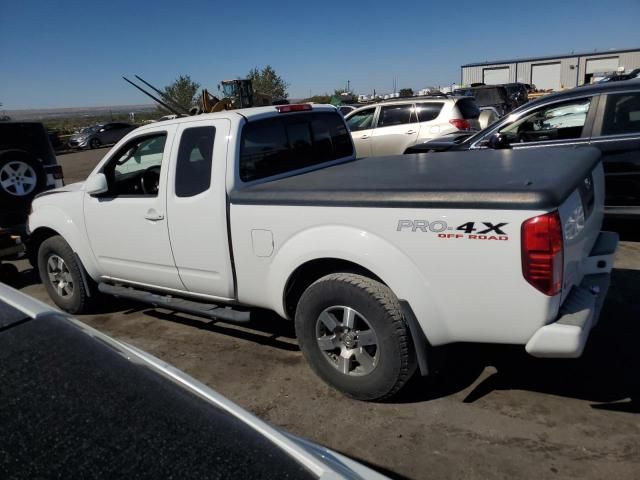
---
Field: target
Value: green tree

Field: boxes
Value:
[160,75,200,113]
[247,65,289,100]
[302,94,332,104]
[399,88,414,97]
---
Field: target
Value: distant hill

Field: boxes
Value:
[3,104,156,121]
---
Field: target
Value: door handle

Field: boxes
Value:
[144,210,165,221]
[361,135,370,139]
[406,130,416,134]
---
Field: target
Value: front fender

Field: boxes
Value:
[29,205,99,280]
[266,225,450,345]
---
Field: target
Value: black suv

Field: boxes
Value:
[0,122,64,226]
[503,82,529,108]
[453,85,514,117]
[407,79,640,219]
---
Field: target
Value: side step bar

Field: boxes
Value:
[98,283,251,323]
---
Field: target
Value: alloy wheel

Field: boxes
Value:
[315,305,379,376]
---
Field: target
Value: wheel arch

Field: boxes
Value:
[283,258,384,318]
[28,205,100,280]
[266,225,450,348]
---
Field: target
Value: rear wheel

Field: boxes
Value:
[37,236,95,314]
[295,273,417,401]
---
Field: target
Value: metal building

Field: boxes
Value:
[461,48,640,90]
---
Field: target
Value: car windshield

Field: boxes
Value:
[79,126,100,134]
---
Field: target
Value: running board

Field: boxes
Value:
[98,283,251,323]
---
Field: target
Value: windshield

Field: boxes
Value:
[79,126,100,134]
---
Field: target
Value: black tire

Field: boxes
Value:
[89,138,101,149]
[0,150,46,207]
[295,273,417,401]
[37,235,95,314]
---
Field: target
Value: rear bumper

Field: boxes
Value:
[525,231,619,358]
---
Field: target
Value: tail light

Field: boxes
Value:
[275,104,312,113]
[449,118,471,130]
[521,211,563,296]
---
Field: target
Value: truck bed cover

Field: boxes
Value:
[230,147,601,210]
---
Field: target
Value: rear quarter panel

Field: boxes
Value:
[231,204,560,346]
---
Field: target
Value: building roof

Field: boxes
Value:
[461,47,640,68]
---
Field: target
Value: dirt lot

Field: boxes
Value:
[9,148,640,479]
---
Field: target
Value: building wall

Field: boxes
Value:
[462,50,640,90]
[462,63,516,84]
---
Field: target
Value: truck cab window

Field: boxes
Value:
[103,134,167,196]
[240,112,352,182]
[498,98,591,143]
[175,126,215,197]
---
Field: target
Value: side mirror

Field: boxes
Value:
[487,133,512,150]
[85,173,108,196]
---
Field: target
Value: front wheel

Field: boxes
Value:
[89,138,101,149]
[295,273,417,401]
[37,236,95,314]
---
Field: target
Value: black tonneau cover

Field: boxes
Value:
[231,147,601,210]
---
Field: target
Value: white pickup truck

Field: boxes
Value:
[29,104,618,401]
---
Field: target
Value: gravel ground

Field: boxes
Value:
[8,148,640,479]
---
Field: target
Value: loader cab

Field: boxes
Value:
[220,80,254,109]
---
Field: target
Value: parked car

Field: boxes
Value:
[595,68,640,84]
[0,122,64,227]
[344,97,481,157]
[406,79,640,219]
[0,283,388,479]
[30,103,616,401]
[67,122,136,149]
[453,85,514,117]
[503,82,529,108]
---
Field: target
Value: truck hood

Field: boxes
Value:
[34,181,84,199]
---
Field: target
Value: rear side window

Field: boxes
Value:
[175,126,215,197]
[415,102,443,122]
[240,112,353,182]
[378,104,416,127]
[456,98,480,119]
[602,93,640,135]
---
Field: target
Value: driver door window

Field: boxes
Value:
[498,98,592,143]
[104,134,167,196]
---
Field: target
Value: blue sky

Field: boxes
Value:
[1,0,639,109]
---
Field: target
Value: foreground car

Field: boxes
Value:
[0,284,387,479]
[407,79,640,219]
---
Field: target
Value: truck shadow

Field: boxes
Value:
[397,267,640,411]
[143,308,300,352]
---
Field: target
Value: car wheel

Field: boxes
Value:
[89,138,101,149]
[37,236,95,314]
[0,151,46,207]
[295,273,417,401]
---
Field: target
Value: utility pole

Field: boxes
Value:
[347,80,350,93]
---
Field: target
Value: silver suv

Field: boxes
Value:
[345,96,481,157]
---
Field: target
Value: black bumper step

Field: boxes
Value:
[98,283,250,323]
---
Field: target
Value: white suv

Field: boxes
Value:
[345,97,481,157]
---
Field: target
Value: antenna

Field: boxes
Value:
[134,75,190,115]
[122,76,182,116]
